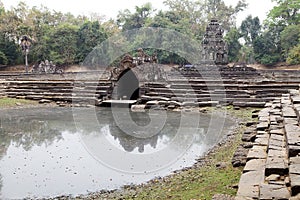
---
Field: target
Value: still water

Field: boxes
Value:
[0,107,234,199]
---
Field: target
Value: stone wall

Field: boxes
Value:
[234,90,300,199]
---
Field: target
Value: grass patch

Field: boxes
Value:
[0,97,38,108]
[98,107,259,200]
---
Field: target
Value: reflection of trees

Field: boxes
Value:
[0,108,77,159]
[0,117,62,155]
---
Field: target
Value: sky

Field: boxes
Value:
[1,0,276,25]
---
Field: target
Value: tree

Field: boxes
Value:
[267,0,300,27]
[240,15,261,45]
[280,24,300,57]
[224,28,242,62]
[49,24,79,65]
[253,30,282,65]
[76,21,108,62]
[287,42,300,64]
[117,3,154,30]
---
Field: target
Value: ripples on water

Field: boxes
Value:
[0,107,234,199]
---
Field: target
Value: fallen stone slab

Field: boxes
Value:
[259,183,291,200]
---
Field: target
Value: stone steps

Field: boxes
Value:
[1,79,112,105]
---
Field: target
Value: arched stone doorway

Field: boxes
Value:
[114,69,139,100]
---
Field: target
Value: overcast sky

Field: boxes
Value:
[1,0,276,25]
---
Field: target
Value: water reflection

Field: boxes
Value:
[0,107,234,199]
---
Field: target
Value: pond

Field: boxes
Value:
[0,107,235,199]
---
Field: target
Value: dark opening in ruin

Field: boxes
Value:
[115,69,139,100]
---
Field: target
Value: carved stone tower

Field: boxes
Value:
[201,19,228,65]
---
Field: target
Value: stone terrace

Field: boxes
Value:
[1,67,300,108]
[235,90,300,199]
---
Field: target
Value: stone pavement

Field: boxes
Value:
[235,90,300,200]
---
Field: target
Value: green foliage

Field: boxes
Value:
[287,43,300,64]
[281,25,300,51]
[267,0,300,26]
[253,30,282,66]
[117,3,154,30]
[224,28,242,62]
[240,15,261,45]
[0,50,8,65]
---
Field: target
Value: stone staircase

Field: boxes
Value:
[235,91,300,199]
[140,78,299,108]
[1,74,113,106]
[0,79,6,98]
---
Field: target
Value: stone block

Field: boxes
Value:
[253,135,269,146]
[243,159,265,172]
[259,116,270,122]
[290,173,300,196]
[282,107,297,118]
[259,183,291,199]
[236,170,264,199]
[289,145,300,157]
[265,157,288,176]
[247,146,267,160]
[268,149,287,158]
[270,129,284,135]
[284,118,298,125]
[259,184,291,200]
[257,122,269,131]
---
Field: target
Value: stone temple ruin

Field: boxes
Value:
[201,19,228,65]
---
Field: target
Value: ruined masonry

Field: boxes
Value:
[235,90,300,200]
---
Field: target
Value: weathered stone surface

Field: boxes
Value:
[131,104,146,112]
[265,174,280,182]
[270,129,284,135]
[232,146,249,167]
[289,145,300,157]
[236,171,263,199]
[282,106,297,118]
[242,132,257,142]
[253,135,269,146]
[257,122,269,131]
[259,116,270,122]
[259,183,291,199]
[243,159,265,172]
[265,157,288,176]
[290,173,300,196]
[292,96,300,104]
[285,124,300,133]
[290,193,300,200]
[257,130,268,135]
[268,149,287,158]
[268,137,286,150]
[283,118,298,125]
[212,194,234,200]
[247,146,267,160]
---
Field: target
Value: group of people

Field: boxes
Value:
[32,60,62,74]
